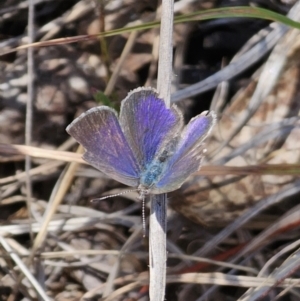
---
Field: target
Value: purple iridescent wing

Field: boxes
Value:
[153,111,216,193]
[66,107,140,187]
[119,87,183,170]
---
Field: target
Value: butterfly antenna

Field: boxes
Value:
[142,193,146,237]
[91,189,138,202]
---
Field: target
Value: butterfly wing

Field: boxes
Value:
[119,87,183,170]
[66,107,140,187]
[153,111,216,193]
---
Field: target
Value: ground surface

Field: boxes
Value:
[1,0,300,300]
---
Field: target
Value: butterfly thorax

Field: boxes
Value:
[140,160,164,188]
[139,137,179,189]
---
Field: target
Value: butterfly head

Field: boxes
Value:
[137,184,151,200]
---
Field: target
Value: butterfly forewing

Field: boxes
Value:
[66,107,140,187]
[120,87,183,170]
[153,111,216,193]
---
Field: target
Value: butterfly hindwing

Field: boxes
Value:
[153,111,216,193]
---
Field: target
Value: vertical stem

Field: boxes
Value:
[26,0,35,243]
[149,0,174,300]
[149,194,167,301]
[98,0,111,81]
[157,0,174,107]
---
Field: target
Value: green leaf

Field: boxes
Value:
[92,90,116,109]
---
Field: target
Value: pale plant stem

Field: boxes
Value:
[149,0,174,300]
[26,0,34,243]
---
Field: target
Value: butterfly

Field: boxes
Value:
[66,87,216,197]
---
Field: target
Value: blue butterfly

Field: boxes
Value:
[66,87,216,196]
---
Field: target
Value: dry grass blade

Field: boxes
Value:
[166,272,300,287]
[193,179,300,257]
[0,143,85,164]
[31,145,83,253]
[239,248,300,300]
[3,143,300,174]
[171,21,288,103]
[230,204,300,263]
[214,1,300,155]
[0,235,51,301]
